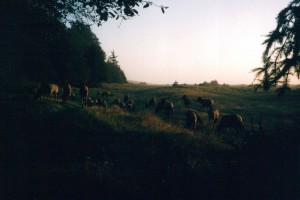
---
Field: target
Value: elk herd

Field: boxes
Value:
[31,81,246,137]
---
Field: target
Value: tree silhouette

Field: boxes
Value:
[107,50,119,65]
[18,0,168,26]
[106,51,127,83]
[66,21,107,83]
[253,0,300,94]
[0,0,166,88]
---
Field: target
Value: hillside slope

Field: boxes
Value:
[1,84,299,199]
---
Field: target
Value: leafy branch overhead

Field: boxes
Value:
[28,0,168,26]
[253,0,300,94]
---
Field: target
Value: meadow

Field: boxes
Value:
[1,83,300,199]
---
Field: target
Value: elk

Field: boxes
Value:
[196,97,214,109]
[49,84,59,102]
[180,95,191,109]
[62,81,72,104]
[111,98,121,107]
[155,98,174,117]
[97,97,107,108]
[126,98,135,112]
[34,84,46,101]
[207,107,220,129]
[34,83,59,102]
[185,109,201,130]
[145,97,157,109]
[123,94,130,103]
[217,114,245,134]
[80,80,89,108]
[87,97,97,107]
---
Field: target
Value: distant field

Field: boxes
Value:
[82,83,300,135]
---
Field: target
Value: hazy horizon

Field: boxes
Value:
[92,0,299,85]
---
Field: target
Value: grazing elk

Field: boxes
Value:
[145,97,157,109]
[97,97,107,108]
[196,97,214,109]
[34,84,46,101]
[48,84,60,102]
[126,98,135,112]
[87,97,97,107]
[123,94,130,103]
[217,114,245,134]
[80,80,89,108]
[27,85,40,101]
[180,95,191,109]
[155,98,174,117]
[127,103,134,112]
[119,102,126,109]
[185,109,201,130]
[62,81,72,104]
[111,98,126,109]
[34,83,59,102]
[207,107,220,129]
[111,98,121,107]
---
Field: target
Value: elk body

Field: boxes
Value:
[207,107,220,129]
[145,97,157,109]
[80,81,89,108]
[185,109,201,130]
[34,83,59,102]
[217,114,245,134]
[62,82,72,104]
[196,97,214,109]
[181,95,191,109]
[49,84,59,102]
[155,98,174,117]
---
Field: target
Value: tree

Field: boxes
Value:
[0,0,166,89]
[172,80,179,87]
[107,50,119,65]
[22,0,168,26]
[0,0,69,83]
[106,51,127,83]
[253,0,300,94]
[66,21,107,84]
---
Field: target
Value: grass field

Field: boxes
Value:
[87,83,300,136]
[1,83,300,199]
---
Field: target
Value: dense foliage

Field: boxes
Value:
[253,0,300,94]
[12,0,167,26]
[1,0,166,89]
[65,22,126,85]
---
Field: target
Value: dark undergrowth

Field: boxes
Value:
[1,99,299,199]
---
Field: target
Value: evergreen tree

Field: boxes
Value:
[66,21,107,84]
[1,0,164,87]
[253,0,300,94]
[106,51,127,83]
[107,50,119,66]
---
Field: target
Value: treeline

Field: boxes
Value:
[1,1,127,89]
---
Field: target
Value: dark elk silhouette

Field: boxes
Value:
[62,81,72,104]
[180,95,191,109]
[34,83,59,102]
[155,98,174,117]
[207,107,220,129]
[196,97,214,109]
[145,97,157,109]
[80,80,89,108]
[185,109,201,130]
[217,114,245,135]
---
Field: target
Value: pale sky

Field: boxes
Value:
[92,0,296,85]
